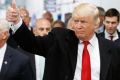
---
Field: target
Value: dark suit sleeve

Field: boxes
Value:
[12,22,55,57]
[13,22,40,55]
[12,22,71,57]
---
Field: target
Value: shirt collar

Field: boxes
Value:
[105,30,118,37]
[79,34,98,47]
[0,43,7,58]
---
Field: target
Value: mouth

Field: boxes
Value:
[75,31,85,35]
[108,29,113,32]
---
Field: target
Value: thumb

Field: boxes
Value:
[11,0,17,9]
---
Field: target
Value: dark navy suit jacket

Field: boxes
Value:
[0,45,34,80]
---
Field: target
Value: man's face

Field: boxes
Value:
[104,16,119,35]
[72,15,95,41]
[34,20,51,36]
[99,15,104,26]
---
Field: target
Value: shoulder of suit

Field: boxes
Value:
[7,45,29,60]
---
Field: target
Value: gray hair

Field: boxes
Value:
[0,19,10,32]
[97,6,105,16]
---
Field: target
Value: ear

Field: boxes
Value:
[103,20,105,25]
[32,27,38,36]
[2,31,9,40]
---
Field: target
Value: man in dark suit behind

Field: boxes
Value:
[98,8,120,41]
[6,2,120,80]
[0,19,34,80]
[7,25,36,80]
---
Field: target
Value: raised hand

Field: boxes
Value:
[11,0,17,9]
[6,0,20,25]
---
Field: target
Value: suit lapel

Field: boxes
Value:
[0,46,12,79]
[30,55,36,78]
[117,30,120,38]
[98,38,112,80]
[17,48,36,76]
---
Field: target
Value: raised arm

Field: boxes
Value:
[6,0,41,55]
[6,0,54,57]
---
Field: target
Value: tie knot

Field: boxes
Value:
[83,41,89,46]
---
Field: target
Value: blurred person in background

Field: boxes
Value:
[95,6,105,33]
[52,20,65,28]
[42,11,53,24]
[67,18,74,30]
[33,18,52,36]
[98,8,120,41]
[65,12,72,26]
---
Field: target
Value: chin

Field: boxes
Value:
[76,34,85,40]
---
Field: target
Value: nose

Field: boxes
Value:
[108,23,113,28]
[76,22,83,28]
[43,30,48,36]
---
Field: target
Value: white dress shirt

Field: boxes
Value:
[73,34,100,80]
[0,43,7,71]
[35,55,45,80]
[105,30,119,41]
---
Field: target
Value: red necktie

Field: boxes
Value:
[81,41,91,80]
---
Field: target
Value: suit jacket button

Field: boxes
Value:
[65,75,68,80]
[17,45,20,48]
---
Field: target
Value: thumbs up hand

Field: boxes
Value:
[11,0,17,9]
[6,0,20,25]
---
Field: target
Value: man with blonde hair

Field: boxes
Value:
[6,1,120,80]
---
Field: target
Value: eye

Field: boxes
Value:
[46,28,51,31]
[81,20,86,23]
[74,19,79,23]
[111,22,117,25]
[39,28,44,31]
[105,21,110,24]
